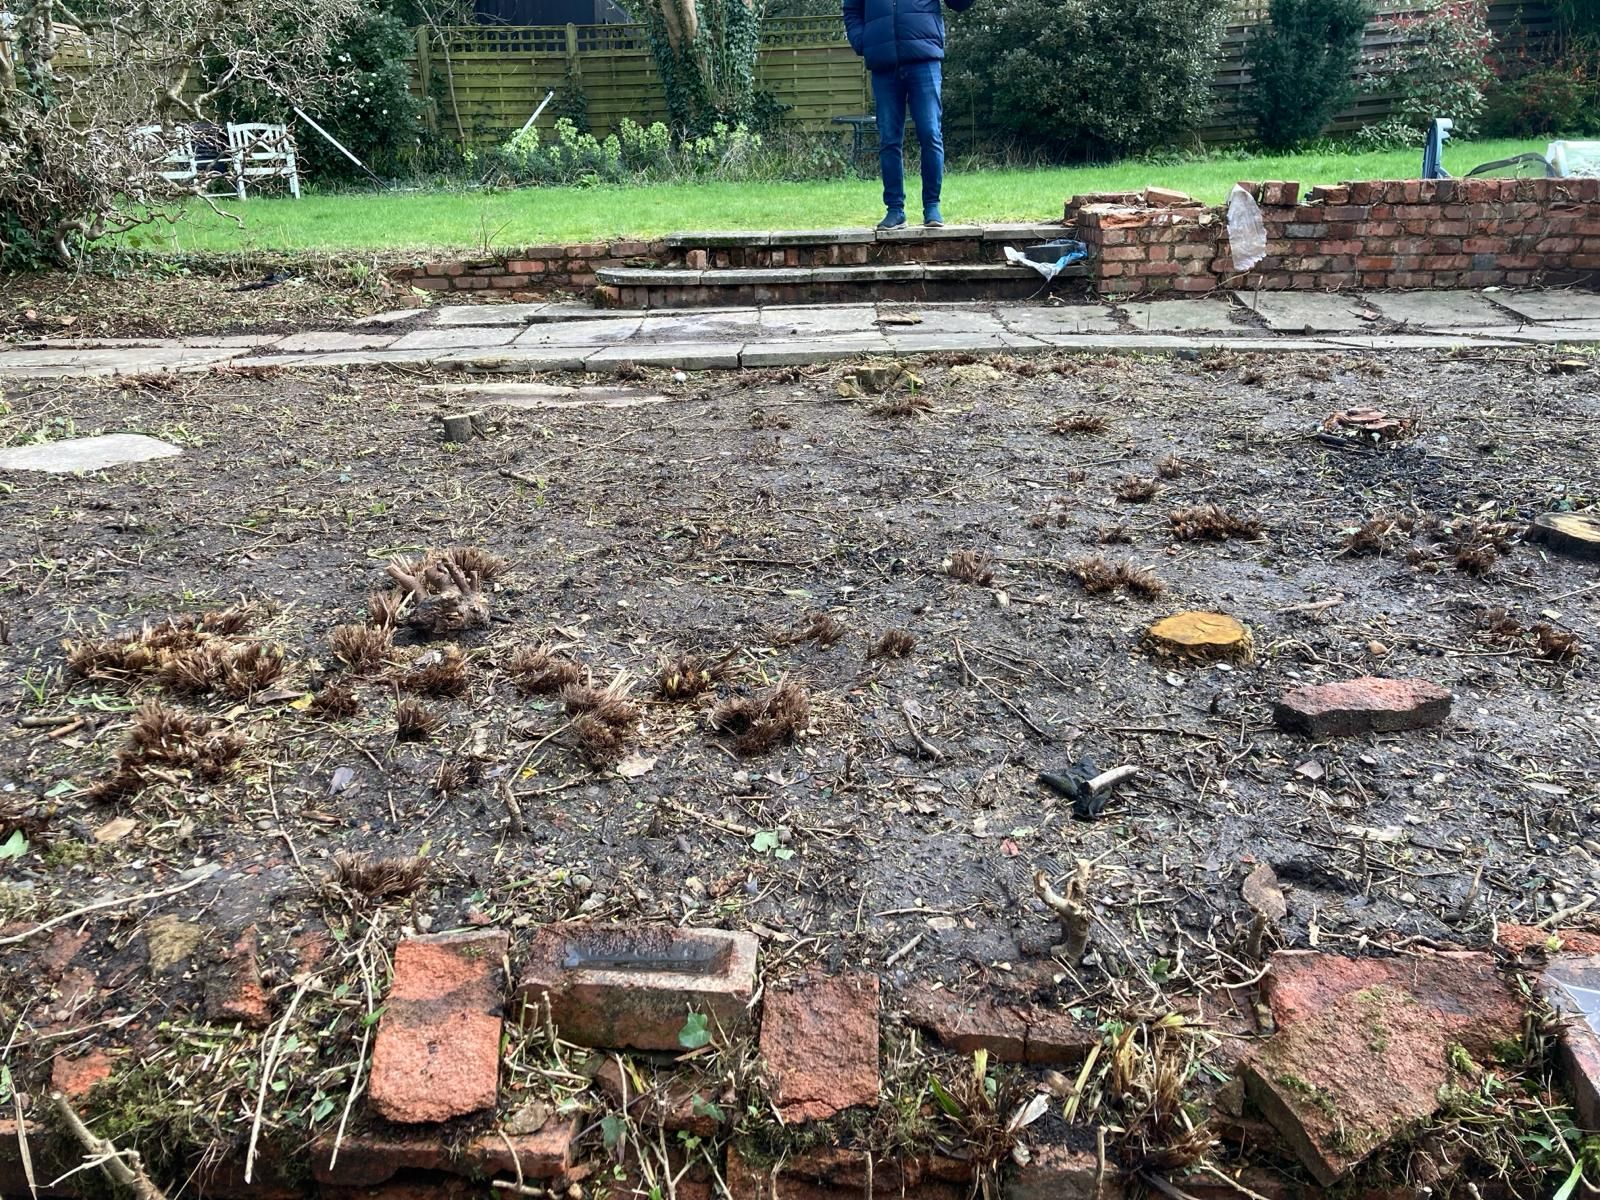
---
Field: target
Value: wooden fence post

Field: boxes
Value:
[416,26,438,133]
[565,22,581,89]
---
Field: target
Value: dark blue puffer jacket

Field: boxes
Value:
[843,0,975,73]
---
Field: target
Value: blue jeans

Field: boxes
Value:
[871,61,943,213]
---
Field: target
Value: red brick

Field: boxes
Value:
[1143,186,1194,207]
[51,1048,113,1099]
[1542,956,1600,1132]
[728,1146,972,1200]
[205,926,270,1029]
[369,929,507,1124]
[40,928,89,974]
[1273,677,1451,738]
[516,924,757,1051]
[1171,275,1217,293]
[310,1120,575,1188]
[609,239,652,256]
[506,260,546,274]
[761,973,879,1123]
[1260,180,1300,207]
[1308,184,1351,206]
[1008,1143,1126,1200]
[903,986,1096,1065]
[1498,925,1600,956]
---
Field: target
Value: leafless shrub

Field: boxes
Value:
[330,624,392,674]
[1169,505,1264,542]
[329,854,429,901]
[945,550,995,586]
[394,699,444,743]
[868,630,917,660]
[509,644,587,695]
[1116,476,1160,503]
[712,677,810,756]
[398,645,470,697]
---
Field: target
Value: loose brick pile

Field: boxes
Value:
[1077,177,1600,295]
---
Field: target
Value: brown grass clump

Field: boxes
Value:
[155,640,287,698]
[1071,555,1122,594]
[874,393,934,418]
[309,682,359,719]
[434,758,476,798]
[1476,606,1523,641]
[1156,455,1187,479]
[1063,467,1087,485]
[399,645,470,697]
[657,652,732,701]
[868,629,917,660]
[330,624,392,674]
[437,545,509,584]
[562,678,640,767]
[329,853,430,901]
[1116,476,1160,503]
[386,547,505,635]
[781,611,846,649]
[1095,524,1134,545]
[89,700,247,801]
[65,605,265,683]
[508,644,587,695]
[1343,513,1415,557]
[394,698,444,743]
[1117,564,1167,598]
[946,550,995,586]
[367,588,406,631]
[1169,505,1263,542]
[1448,519,1516,576]
[713,676,810,756]
[1532,623,1582,662]
[1052,412,1109,435]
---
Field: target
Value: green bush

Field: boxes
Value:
[1482,68,1600,137]
[944,0,1225,159]
[1246,0,1371,150]
[1360,0,1494,132]
[491,117,768,186]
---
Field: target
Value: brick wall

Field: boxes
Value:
[389,238,665,300]
[1074,177,1600,296]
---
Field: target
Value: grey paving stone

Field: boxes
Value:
[0,346,247,378]
[665,231,774,248]
[585,342,744,371]
[740,339,888,367]
[513,317,643,346]
[439,348,589,372]
[432,304,551,326]
[1323,334,1523,351]
[525,301,621,323]
[813,265,924,282]
[907,308,1011,335]
[761,306,880,336]
[0,433,181,474]
[1117,299,1242,334]
[1249,292,1375,333]
[352,308,429,327]
[876,224,985,241]
[272,331,399,353]
[635,313,764,343]
[981,224,1071,242]
[1491,289,1600,323]
[998,306,1122,336]
[389,326,521,351]
[239,348,462,370]
[1366,291,1512,329]
[421,382,673,410]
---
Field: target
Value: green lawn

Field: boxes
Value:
[144,139,1539,255]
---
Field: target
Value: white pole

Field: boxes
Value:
[292,104,368,171]
[517,90,557,137]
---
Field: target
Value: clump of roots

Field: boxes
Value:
[1116,477,1160,503]
[1156,455,1188,479]
[1052,412,1110,435]
[780,611,846,649]
[945,550,995,586]
[712,676,810,756]
[868,629,917,660]
[1069,556,1166,598]
[657,652,733,701]
[309,682,359,719]
[1476,608,1583,662]
[874,393,934,418]
[386,546,507,635]
[367,588,406,632]
[508,644,587,694]
[330,624,393,675]
[329,853,430,902]
[1343,512,1416,557]
[89,701,247,801]
[398,645,470,697]
[1533,623,1582,662]
[66,605,282,697]
[394,698,444,743]
[563,677,641,767]
[1169,505,1264,542]
[1446,519,1516,576]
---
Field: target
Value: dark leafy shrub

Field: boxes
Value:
[1247,0,1372,150]
[1482,68,1600,137]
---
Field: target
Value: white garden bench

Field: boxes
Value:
[225,122,302,199]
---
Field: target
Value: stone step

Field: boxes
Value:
[662,223,1069,270]
[595,262,1083,309]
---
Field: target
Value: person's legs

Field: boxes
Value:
[903,60,945,223]
[871,68,908,224]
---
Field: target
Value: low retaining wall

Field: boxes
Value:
[390,238,666,299]
[1075,177,1600,295]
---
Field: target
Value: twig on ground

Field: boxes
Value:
[0,869,219,947]
[50,1092,169,1200]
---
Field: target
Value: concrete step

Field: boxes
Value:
[662,224,1070,270]
[595,262,1083,309]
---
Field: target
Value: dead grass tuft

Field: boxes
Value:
[1447,519,1516,576]
[1117,564,1167,598]
[712,676,810,756]
[873,393,934,418]
[394,698,444,743]
[1116,476,1160,503]
[1156,455,1187,479]
[508,644,587,695]
[1343,512,1415,557]
[657,652,732,701]
[563,677,640,767]
[1095,523,1134,545]
[309,682,359,719]
[65,605,267,684]
[329,853,430,901]
[398,645,470,697]
[89,700,247,801]
[780,611,846,649]
[868,629,917,660]
[1052,412,1110,435]
[367,588,406,631]
[1071,555,1122,594]
[330,623,393,674]
[434,757,476,797]
[437,545,509,584]
[1169,505,1264,542]
[1533,623,1582,662]
[945,549,995,586]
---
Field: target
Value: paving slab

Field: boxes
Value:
[1492,289,1600,323]
[438,347,589,372]
[420,382,673,411]
[585,342,743,372]
[432,303,552,326]
[997,305,1122,336]
[1542,956,1600,1131]
[514,317,643,347]
[389,326,520,351]
[0,346,246,378]
[903,308,1011,335]
[271,331,399,353]
[634,312,764,343]
[239,348,466,370]
[740,339,887,367]
[760,305,879,336]
[1366,290,1512,329]
[1323,334,1523,351]
[1248,292,1375,333]
[1117,298,1243,334]
[0,433,182,474]
[352,308,429,327]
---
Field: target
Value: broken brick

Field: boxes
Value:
[1498,923,1600,956]
[1540,955,1600,1132]
[761,972,879,1123]
[515,923,757,1051]
[1143,186,1196,208]
[1272,677,1451,738]
[40,928,89,975]
[205,925,271,1028]
[594,1057,725,1135]
[727,1145,973,1200]
[50,1048,113,1099]
[310,1119,576,1187]
[368,928,508,1124]
[1008,1142,1126,1200]
[904,987,1097,1065]
[1260,180,1301,207]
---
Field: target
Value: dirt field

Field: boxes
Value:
[2,344,1597,1191]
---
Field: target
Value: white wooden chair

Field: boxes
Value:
[226,122,302,199]
[132,124,199,185]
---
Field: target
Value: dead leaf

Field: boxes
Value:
[616,752,657,779]
[1241,862,1287,921]
[93,816,137,844]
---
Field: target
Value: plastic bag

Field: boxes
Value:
[1004,240,1088,282]
[1549,141,1600,179]
[1226,184,1267,273]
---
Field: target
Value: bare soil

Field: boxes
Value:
[2,345,1597,1192]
